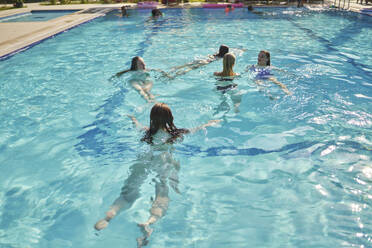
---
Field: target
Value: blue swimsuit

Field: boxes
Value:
[250,66,273,79]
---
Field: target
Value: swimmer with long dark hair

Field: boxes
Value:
[145,8,163,23]
[94,103,220,247]
[115,56,156,103]
[137,103,220,144]
[248,50,291,95]
[151,8,163,18]
[116,56,146,77]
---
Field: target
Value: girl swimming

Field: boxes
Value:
[249,50,291,95]
[95,103,220,247]
[214,52,239,77]
[115,56,155,103]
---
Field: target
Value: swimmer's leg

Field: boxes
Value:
[254,79,278,100]
[94,197,126,231]
[131,82,153,103]
[169,62,193,72]
[137,181,169,247]
[230,90,242,113]
[95,162,149,231]
[142,81,155,101]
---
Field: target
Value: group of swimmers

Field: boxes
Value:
[121,4,306,18]
[95,43,292,246]
[95,8,293,245]
[114,44,290,103]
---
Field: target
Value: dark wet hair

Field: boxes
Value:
[142,103,189,144]
[130,56,143,71]
[248,5,253,11]
[115,56,144,76]
[151,9,162,17]
[260,50,271,66]
[216,45,229,58]
[121,6,127,15]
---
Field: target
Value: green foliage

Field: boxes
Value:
[13,0,23,8]
[0,6,14,11]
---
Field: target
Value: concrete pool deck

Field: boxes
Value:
[0,3,130,58]
[0,1,370,59]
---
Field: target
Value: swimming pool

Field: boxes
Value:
[0,7,371,247]
[0,10,79,22]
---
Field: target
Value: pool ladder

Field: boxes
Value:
[333,0,351,9]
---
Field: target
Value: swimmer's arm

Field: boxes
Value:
[244,65,255,73]
[150,69,174,79]
[189,59,210,69]
[268,77,292,95]
[270,66,289,73]
[115,69,130,77]
[127,115,148,131]
[189,120,222,133]
[230,47,247,55]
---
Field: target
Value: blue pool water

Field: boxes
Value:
[0,7,371,247]
[0,10,79,22]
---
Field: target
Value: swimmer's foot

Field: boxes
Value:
[138,223,153,238]
[95,218,109,231]
[136,236,149,248]
[94,209,117,231]
[148,93,156,101]
[269,95,278,101]
[136,223,153,247]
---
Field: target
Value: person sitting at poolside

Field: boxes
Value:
[94,103,221,247]
[115,56,155,103]
[214,53,239,77]
[248,50,291,95]
[166,45,230,79]
[151,8,163,18]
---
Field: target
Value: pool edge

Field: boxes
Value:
[0,11,107,61]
